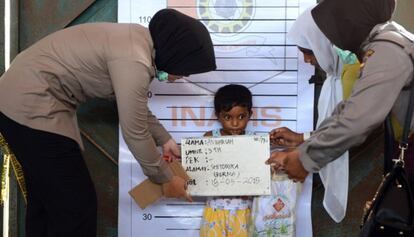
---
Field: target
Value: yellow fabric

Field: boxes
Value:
[341,62,361,99]
[200,207,251,237]
[341,62,404,140]
[391,114,404,141]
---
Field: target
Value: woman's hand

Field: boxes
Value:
[162,176,192,202]
[162,138,181,162]
[270,127,304,148]
[265,149,308,182]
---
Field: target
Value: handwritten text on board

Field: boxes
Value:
[181,135,271,196]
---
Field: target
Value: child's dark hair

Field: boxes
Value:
[214,84,253,115]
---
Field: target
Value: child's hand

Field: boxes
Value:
[162,138,181,162]
[270,127,304,148]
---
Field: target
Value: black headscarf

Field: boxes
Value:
[311,0,396,55]
[149,9,216,75]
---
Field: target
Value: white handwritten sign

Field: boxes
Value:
[181,135,271,196]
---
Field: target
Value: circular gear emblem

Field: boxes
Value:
[198,0,255,34]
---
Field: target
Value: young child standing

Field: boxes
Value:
[199,84,254,237]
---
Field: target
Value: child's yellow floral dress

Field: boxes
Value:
[200,196,252,237]
[199,129,252,237]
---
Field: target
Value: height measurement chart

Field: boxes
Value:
[118,0,316,236]
[182,135,270,196]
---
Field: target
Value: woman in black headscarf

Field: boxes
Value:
[150,9,216,76]
[0,8,215,237]
[267,0,414,203]
[311,0,396,57]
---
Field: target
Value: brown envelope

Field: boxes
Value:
[128,160,190,209]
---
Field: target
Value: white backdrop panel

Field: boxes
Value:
[118,0,315,236]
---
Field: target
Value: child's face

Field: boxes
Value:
[217,105,251,135]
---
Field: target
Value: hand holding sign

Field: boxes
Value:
[162,176,193,202]
[266,149,308,182]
